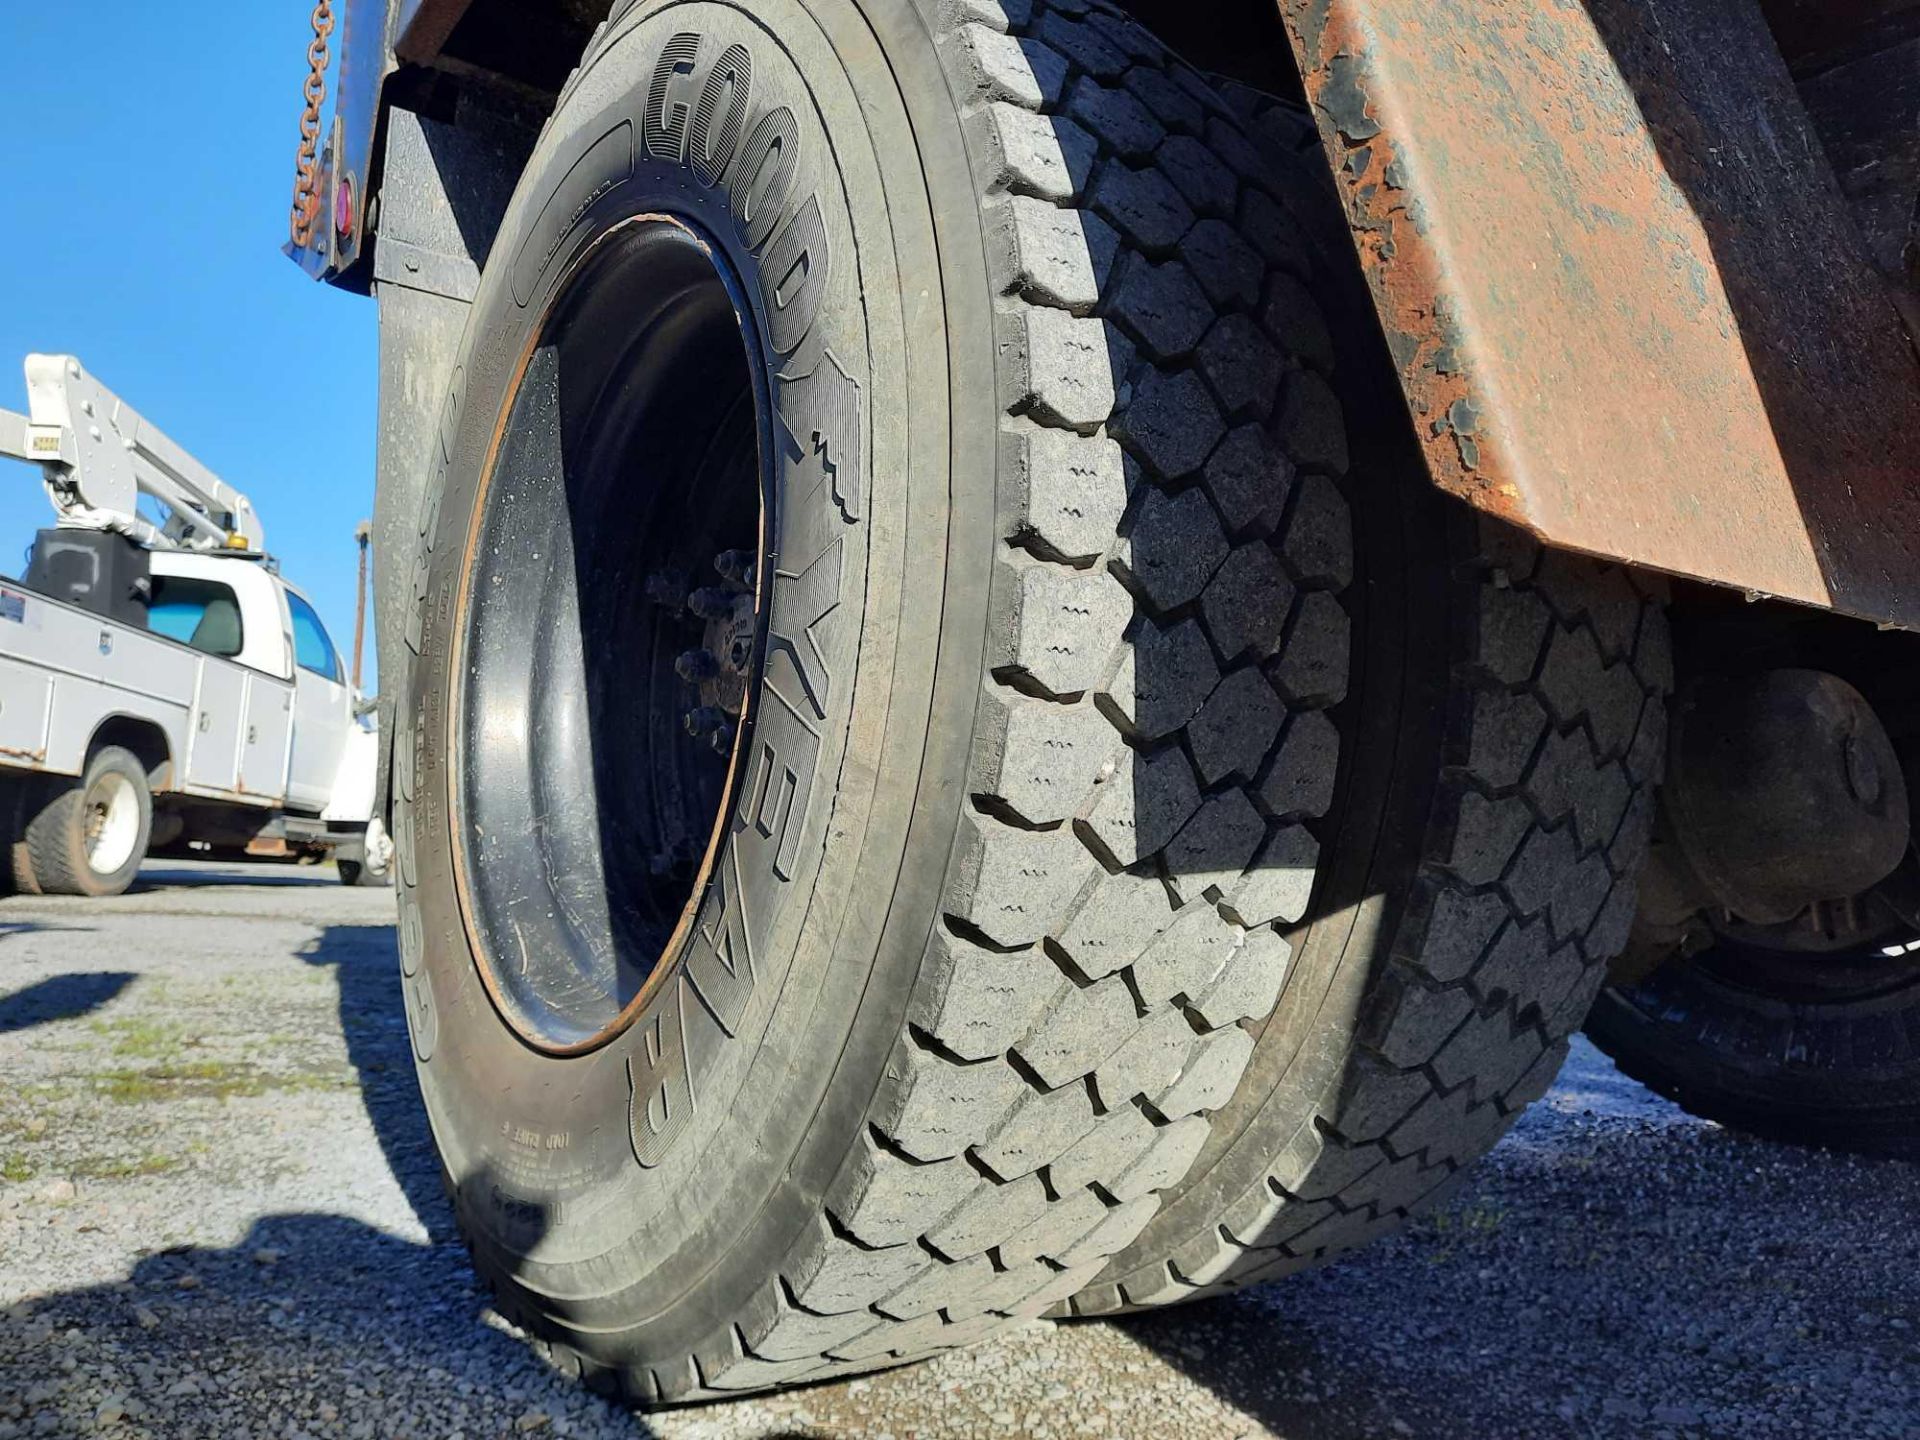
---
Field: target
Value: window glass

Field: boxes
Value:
[147,575,244,658]
[286,591,341,682]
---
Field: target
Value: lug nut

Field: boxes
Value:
[709,718,736,754]
[714,548,756,588]
[675,648,721,683]
[688,586,737,622]
[684,705,726,738]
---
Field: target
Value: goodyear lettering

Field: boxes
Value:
[615,27,862,1163]
[643,33,704,161]
[689,43,753,186]
[681,848,756,1035]
[732,106,799,249]
[627,981,695,1167]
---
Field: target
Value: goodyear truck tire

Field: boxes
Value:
[391,0,1666,1401]
[1056,86,1675,1316]
[394,0,1357,1401]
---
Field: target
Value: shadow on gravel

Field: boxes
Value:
[297,924,454,1242]
[0,968,130,1034]
[129,864,338,891]
[0,1205,661,1438]
[1119,1062,1920,1439]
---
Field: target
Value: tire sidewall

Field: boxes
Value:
[394,0,983,1353]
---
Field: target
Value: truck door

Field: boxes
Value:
[148,571,250,792]
[283,588,350,812]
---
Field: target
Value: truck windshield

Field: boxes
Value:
[148,574,244,658]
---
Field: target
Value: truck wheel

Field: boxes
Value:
[336,858,390,888]
[396,0,1363,1400]
[14,746,153,898]
[338,817,395,888]
[1055,90,1675,1316]
[1585,939,1920,1159]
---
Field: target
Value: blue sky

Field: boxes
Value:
[0,3,378,683]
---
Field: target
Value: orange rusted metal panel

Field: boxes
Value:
[1278,0,1920,627]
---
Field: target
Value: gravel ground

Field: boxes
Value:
[1,863,1915,1439]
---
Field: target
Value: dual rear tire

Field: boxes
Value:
[388,0,1669,1401]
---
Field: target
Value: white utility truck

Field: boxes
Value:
[0,354,389,895]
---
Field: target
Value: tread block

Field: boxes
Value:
[1197,313,1287,419]
[1202,542,1295,663]
[1014,973,1140,1088]
[1002,423,1129,563]
[1108,1113,1209,1200]
[1052,1192,1160,1267]
[1107,255,1215,361]
[1268,589,1349,706]
[1050,1104,1157,1192]
[980,690,1121,824]
[951,815,1097,947]
[1155,1024,1255,1115]
[928,1172,1053,1258]
[1220,823,1319,927]
[1192,926,1292,1028]
[832,1134,982,1247]
[1130,902,1242,1007]
[957,25,1069,107]
[1094,1007,1199,1109]
[1258,710,1338,822]
[913,929,1065,1061]
[1105,618,1220,741]
[1053,867,1178,978]
[993,195,1120,310]
[789,1221,938,1315]
[1202,423,1293,534]
[1000,307,1124,430]
[883,1042,1028,1161]
[1163,786,1267,901]
[1118,485,1230,609]
[1082,743,1203,866]
[1186,668,1287,786]
[976,1079,1101,1180]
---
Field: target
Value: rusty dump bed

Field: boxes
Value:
[1280,0,1920,629]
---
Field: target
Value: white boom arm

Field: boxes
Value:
[0,354,265,553]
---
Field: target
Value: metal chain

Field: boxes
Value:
[289,0,336,249]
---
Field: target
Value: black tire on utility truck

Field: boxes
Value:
[390,0,1666,1400]
[10,745,153,899]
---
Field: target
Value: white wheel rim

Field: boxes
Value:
[364,814,394,875]
[85,772,141,874]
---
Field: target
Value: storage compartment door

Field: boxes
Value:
[238,675,292,802]
[185,661,246,793]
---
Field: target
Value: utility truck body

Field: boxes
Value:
[0,355,389,894]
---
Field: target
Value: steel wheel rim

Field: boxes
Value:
[447,214,773,1055]
[85,771,141,875]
